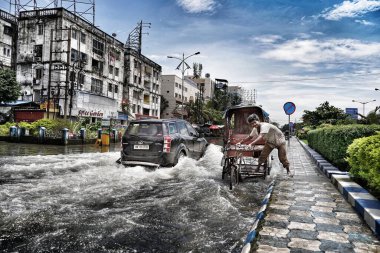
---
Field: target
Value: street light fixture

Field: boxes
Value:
[167,51,200,119]
[352,99,376,117]
[375,88,379,91]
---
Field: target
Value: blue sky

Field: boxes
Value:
[3,0,380,124]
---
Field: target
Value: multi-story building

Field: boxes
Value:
[17,8,124,122]
[161,74,199,119]
[228,85,243,97]
[190,73,215,101]
[0,10,17,70]
[124,48,161,119]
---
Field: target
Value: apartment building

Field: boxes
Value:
[124,48,161,119]
[0,10,17,70]
[17,8,124,122]
[189,73,215,101]
[161,74,200,119]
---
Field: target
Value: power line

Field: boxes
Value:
[230,72,380,84]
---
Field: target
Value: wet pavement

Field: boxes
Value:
[255,138,380,252]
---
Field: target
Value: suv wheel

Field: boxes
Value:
[174,151,186,165]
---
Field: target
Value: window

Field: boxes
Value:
[72,49,88,64]
[108,83,113,92]
[186,123,198,136]
[91,58,103,73]
[91,78,103,94]
[36,69,43,80]
[7,49,10,57]
[3,48,6,56]
[115,68,119,76]
[93,39,104,56]
[80,32,86,44]
[109,65,113,75]
[37,24,43,35]
[115,85,118,93]
[133,90,139,99]
[176,122,189,135]
[72,30,77,40]
[3,25,13,36]
[34,45,43,58]
[168,123,178,134]
[78,73,85,84]
[71,49,78,62]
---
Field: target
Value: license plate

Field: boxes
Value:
[134,145,149,150]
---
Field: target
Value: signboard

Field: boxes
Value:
[283,102,296,115]
[345,108,358,120]
[52,64,68,70]
[101,119,110,127]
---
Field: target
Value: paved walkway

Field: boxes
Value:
[254,138,380,252]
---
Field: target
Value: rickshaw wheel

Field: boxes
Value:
[222,158,229,180]
[230,164,238,190]
[237,157,244,182]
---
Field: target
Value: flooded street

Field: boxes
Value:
[0,141,282,252]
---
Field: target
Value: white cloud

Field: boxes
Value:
[355,19,376,25]
[260,38,380,66]
[176,0,217,13]
[321,0,380,20]
[251,35,282,44]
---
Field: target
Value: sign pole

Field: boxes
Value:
[288,114,291,146]
[283,101,296,147]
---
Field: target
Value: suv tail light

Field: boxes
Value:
[163,135,171,153]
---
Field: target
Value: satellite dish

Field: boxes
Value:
[205,73,210,78]
[112,33,117,37]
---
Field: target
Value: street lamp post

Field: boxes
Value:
[352,99,376,117]
[167,52,200,119]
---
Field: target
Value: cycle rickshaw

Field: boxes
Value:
[221,104,272,190]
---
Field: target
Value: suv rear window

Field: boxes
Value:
[126,123,163,136]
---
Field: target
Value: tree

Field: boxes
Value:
[193,63,202,78]
[302,101,348,126]
[229,93,242,106]
[359,106,380,125]
[0,69,20,104]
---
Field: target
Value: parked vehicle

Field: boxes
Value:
[119,119,208,168]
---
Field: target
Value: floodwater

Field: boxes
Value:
[0,139,281,252]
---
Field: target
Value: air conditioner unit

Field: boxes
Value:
[34,57,42,62]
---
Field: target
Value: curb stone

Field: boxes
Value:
[241,180,276,253]
[298,139,380,237]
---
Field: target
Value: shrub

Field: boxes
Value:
[296,126,312,140]
[346,133,380,197]
[307,124,380,170]
[0,122,13,136]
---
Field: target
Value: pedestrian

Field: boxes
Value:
[236,113,291,175]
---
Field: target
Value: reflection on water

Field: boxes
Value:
[0,141,121,156]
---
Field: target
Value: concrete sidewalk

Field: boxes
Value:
[254,138,380,252]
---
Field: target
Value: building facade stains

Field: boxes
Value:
[12,7,161,122]
[0,10,17,70]
[124,48,161,120]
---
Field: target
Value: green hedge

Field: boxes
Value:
[346,133,380,197]
[307,124,380,170]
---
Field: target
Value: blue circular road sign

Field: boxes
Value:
[283,102,296,115]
